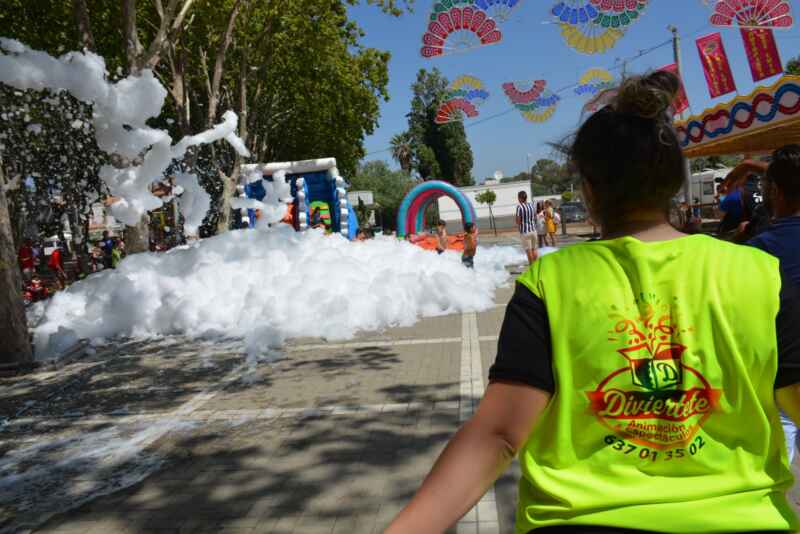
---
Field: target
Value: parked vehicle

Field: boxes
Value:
[560,202,587,223]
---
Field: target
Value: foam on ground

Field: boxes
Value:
[31,229,530,360]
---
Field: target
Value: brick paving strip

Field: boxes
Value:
[458,312,501,534]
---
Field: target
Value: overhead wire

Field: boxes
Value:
[365,18,718,156]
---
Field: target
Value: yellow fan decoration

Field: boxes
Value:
[559,23,623,54]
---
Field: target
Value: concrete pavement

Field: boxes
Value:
[3,248,800,533]
[1,281,519,534]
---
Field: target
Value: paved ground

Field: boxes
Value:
[0,275,521,534]
[3,240,799,534]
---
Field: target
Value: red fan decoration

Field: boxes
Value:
[421,6,503,58]
[502,80,547,104]
[434,98,479,124]
[590,0,647,12]
[710,0,793,30]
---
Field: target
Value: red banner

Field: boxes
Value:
[658,63,689,115]
[741,28,783,82]
[696,33,737,98]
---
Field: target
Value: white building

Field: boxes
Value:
[437,181,561,231]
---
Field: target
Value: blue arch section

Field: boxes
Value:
[396,180,476,238]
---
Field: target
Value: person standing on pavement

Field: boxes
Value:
[48,242,67,290]
[18,238,35,281]
[111,239,123,268]
[100,231,114,269]
[516,192,539,265]
[386,71,800,534]
[543,200,560,247]
[748,144,800,462]
[535,203,546,248]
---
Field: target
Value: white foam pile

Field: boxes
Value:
[31,229,529,360]
[0,39,249,230]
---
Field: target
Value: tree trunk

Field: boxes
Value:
[72,0,95,51]
[206,0,245,128]
[124,216,150,253]
[121,0,198,251]
[215,49,249,235]
[0,166,33,365]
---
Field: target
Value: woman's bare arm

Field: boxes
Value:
[384,381,551,534]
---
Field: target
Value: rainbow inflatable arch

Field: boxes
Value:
[396,180,476,238]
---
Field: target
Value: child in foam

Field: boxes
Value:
[435,221,448,255]
[461,223,477,269]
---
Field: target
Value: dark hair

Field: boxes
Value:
[566,71,686,227]
[518,191,528,201]
[437,220,446,227]
[767,144,800,205]
[464,222,475,233]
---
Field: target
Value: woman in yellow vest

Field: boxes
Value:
[387,71,800,533]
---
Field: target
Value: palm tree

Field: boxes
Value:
[390,132,414,175]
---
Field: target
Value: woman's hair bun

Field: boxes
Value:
[613,70,680,120]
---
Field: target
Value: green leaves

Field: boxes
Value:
[349,161,413,230]
[405,68,474,186]
[786,55,800,76]
[2,0,397,237]
[475,189,496,206]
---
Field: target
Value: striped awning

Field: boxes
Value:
[676,75,800,159]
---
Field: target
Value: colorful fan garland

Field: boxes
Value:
[709,0,793,30]
[421,6,503,58]
[434,99,480,124]
[551,0,649,54]
[429,0,523,23]
[575,67,615,96]
[435,76,490,124]
[589,0,649,28]
[448,75,491,105]
[474,0,523,22]
[502,80,561,123]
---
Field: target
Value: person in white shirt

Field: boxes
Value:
[516,191,539,265]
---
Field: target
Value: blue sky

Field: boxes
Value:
[349,1,800,182]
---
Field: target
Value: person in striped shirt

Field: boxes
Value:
[516,191,539,265]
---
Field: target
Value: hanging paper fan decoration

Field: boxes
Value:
[429,0,522,23]
[552,1,626,54]
[502,80,546,104]
[421,6,503,58]
[475,0,523,22]
[589,0,649,28]
[503,81,560,123]
[434,98,480,124]
[429,0,476,21]
[575,67,615,96]
[448,75,490,106]
[519,91,561,123]
[709,0,793,29]
[433,76,490,125]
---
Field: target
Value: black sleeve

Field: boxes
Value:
[776,269,800,389]
[488,282,554,393]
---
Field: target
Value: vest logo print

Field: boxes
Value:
[587,299,722,449]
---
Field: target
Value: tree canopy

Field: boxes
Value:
[0,0,400,243]
[349,160,413,230]
[787,55,800,76]
[399,68,475,186]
